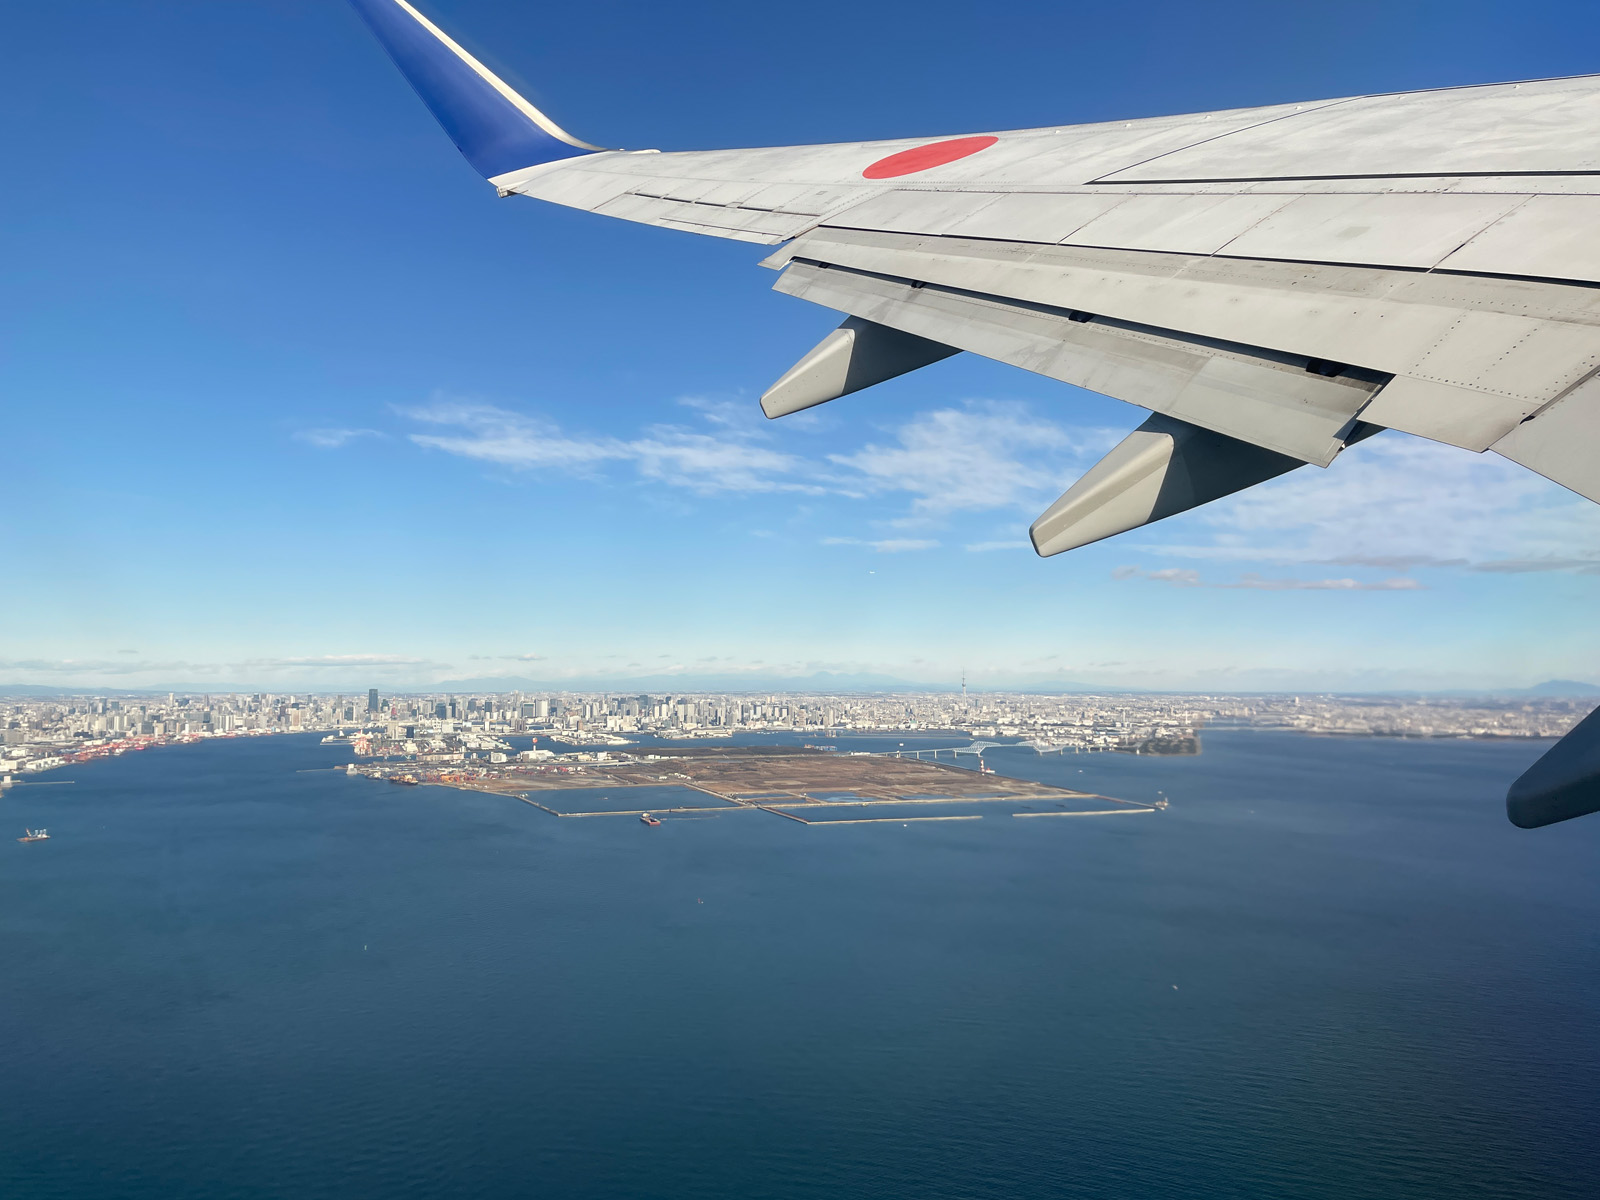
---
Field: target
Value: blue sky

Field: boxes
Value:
[5,0,1600,693]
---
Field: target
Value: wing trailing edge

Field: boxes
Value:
[347,0,602,180]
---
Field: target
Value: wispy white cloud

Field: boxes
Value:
[393,399,1600,583]
[296,428,384,449]
[1320,555,1468,571]
[629,430,815,494]
[1468,557,1600,574]
[398,397,1108,521]
[1113,567,1202,587]
[0,658,218,676]
[674,395,746,428]
[0,653,451,687]
[1113,566,1424,591]
[1138,435,1600,568]
[402,400,821,495]
[234,654,434,669]
[403,402,630,473]
[823,536,941,553]
[827,402,1102,515]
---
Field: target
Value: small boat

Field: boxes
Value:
[18,828,49,843]
[640,813,661,826]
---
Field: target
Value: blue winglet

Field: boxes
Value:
[347,0,600,180]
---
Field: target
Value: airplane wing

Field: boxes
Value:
[346,0,1600,827]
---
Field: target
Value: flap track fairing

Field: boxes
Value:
[1031,414,1378,557]
[760,317,959,419]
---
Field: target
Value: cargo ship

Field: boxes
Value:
[18,828,49,843]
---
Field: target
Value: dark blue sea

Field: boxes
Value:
[2,730,1596,1199]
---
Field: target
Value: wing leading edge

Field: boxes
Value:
[346,0,1600,826]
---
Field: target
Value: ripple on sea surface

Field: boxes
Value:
[1,730,1597,1200]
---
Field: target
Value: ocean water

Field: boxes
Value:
[1,730,1596,1199]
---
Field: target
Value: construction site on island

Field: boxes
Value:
[350,744,1165,825]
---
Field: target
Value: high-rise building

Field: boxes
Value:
[367,689,379,713]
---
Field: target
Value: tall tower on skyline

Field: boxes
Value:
[367,688,379,713]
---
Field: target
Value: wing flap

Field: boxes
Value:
[1359,376,1543,451]
[772,226,1600,434]
[775,259,1383,465]
[1492,373,1600,501]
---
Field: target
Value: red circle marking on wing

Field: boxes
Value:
[861,136,1000,180]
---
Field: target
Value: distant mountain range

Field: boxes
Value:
[1518,679,1600,696]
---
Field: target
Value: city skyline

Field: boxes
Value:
[7,687,1590,788]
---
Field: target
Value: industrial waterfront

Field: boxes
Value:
[3,687,1591,787]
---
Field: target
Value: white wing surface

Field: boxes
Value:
[505,84,1600,522]
[348,0,1600,528]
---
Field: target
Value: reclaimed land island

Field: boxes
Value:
[353,745,1163,824]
